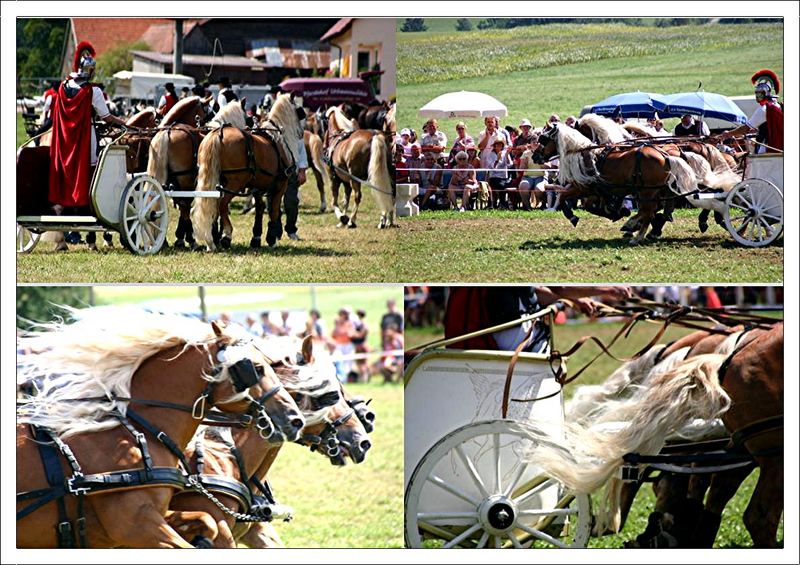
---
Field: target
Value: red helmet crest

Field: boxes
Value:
[73,41,96,73]
[750,69,780,95]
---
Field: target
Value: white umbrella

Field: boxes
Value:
[418,91,508,119]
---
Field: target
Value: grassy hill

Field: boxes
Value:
[398,22,783,134]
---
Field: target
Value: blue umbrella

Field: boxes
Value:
[661,91,748,124]
[588,91,668,118]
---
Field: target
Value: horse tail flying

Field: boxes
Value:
[522,353,731,496]
[191,128,223,250]
[368,134,396,227]
[665,155,698,195]
[146,129,170,184]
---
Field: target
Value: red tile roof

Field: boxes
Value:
[139,20,200,53]
[320,18,353,42]
[71,18,172,56]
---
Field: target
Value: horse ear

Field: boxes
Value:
[211,321,224,336]
[241,97,247,109]
[301,335,314,364]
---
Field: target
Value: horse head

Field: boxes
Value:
[532,123,559,163]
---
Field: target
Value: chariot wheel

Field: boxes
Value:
[404,419,591,549]
[724,178,783,248]
[16,224,41,254]
[118,175,169,255]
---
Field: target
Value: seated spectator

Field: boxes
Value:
[514,147,545,211]
[478,116,510,171]
[380,299,404,332]
[330,306,356,382]
[512,119,537,158]
[420,119,448,163]
[504,125,519,145]
[304,309,326,343]
[447,122,475,167]
[395,141,409,183]
[405,143,423,183]
[486,138,512,209]
[447,151,480,212]
[376,323,404,383]
[418,152,443,209]
[653,119,669,137]
[245,313,262,336]
[399,128,413,157]
[261,311,277,335]
[674,114,710,137]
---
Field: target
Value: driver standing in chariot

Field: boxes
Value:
[47,41,130,251]
[717,69,783,154]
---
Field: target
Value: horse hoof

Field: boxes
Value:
[319,205,327,214]
[339,215,350,226]
[173,240,185,250]
[347,222,357,229]
[629,238,642,246]
[266,235,277,247]
[699,222,709,233]
[250,238,261,248]
[191,535,214,549]
[570,216,580,227]
[647,232,661,240]
[220,236,231,250]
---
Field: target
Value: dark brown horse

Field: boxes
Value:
[192,93,304,250]
[16,308,303,548]
[532,122,698,244]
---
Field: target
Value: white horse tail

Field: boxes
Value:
[684,152,716,188]
[146,129,170,184]
[309,133,330,189]
[524,353,731,496]
[191,129,223,250]
[368,134,395,227]
[665,155,698,195]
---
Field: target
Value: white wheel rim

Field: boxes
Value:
[17,225,40,253]
[120,176,169,255]
[725,179,783,247]
[405,420,591,548]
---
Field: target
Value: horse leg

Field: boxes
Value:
[266,182,287,247]
[690,466,752,548]
[313,166,327,213]
[743,458,783,548]
[331,176,347,227]
[165,510,221,547]
[698,209,711,233]
[218,196,233,249]
[341,182,353,226]
[250,194,265,248]
[94,495,200,548]
[239,521,286,548]
[631,197,657,244]
[559,199,579,227]
[212,519,237,549]
[348,184,362,228]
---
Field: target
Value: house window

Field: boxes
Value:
[357,51,370,74]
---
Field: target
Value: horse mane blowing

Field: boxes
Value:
[16,307,250,438]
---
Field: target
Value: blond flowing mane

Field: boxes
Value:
[578,113,632,143]
[16,307,255,438]
[161,96,201,126]
[208,100,247,130]
[552,123,600,186]
[325,105,356,133]
[384,102,396,133]
[264,93,302,164]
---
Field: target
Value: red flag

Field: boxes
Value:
[48,83,93,207]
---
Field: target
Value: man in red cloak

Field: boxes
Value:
[48,41,128,212]
[718,69,783,153]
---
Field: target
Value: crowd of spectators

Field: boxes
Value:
[214,299,404,384]
[396,111,712,214]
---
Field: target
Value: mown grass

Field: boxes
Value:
[267,381,404,548]
[405,319,783,547]
[395,208,782,283]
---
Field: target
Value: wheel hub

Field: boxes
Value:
[478,495,517,535]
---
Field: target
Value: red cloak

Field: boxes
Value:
[48,82,93,208]
[765,102,783,152]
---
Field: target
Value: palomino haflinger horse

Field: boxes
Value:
[524,320,783,548]
[191,93,305,251]
[16,306,314,548]
[575,114,744,235]
[323,105,396,229]
[166,338,375,548]
[304,109,332,213]
[147,97,243,249]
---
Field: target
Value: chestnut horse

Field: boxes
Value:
[532,122,698,244]
[191,93,304,250]
[324,106,396,229]
[529,322,783,548]
[167,339,373,548]
[16,307,305,548]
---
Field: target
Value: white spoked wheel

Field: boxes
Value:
[118,175,169,255]
[404,420,591,549]
[724,178,783,247]
[17,224,41,254]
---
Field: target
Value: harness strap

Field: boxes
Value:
[730,415,784,450]
[123,408,192,472]
[31,426,77,547]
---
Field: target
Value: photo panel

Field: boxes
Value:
[403,285,783,548]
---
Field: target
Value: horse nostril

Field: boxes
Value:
[290,418,304,429]
[360,439,372,452]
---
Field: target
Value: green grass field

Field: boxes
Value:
[405,320,782,548]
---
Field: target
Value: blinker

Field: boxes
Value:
[229,358,261,392]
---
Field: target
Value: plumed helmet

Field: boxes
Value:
[71,41,97,80]
[751,69,780,96]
